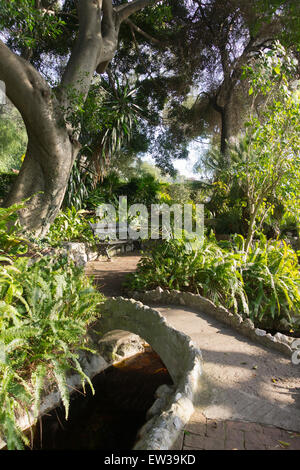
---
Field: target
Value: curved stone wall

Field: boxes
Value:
[98,297,203,450]
[131,288,298,357]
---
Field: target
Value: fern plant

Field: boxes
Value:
[0,255,104,449]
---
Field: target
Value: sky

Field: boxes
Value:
[142,138,211,180]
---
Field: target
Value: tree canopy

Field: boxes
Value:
[0,0,299,233]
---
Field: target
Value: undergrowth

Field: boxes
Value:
[0,203,104,449]
[125,234,300,331]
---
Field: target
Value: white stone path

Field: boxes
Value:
[156,305,300,433]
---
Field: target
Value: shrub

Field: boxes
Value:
[46,206,96,246]
[125,234,300,330]
[0,173,18,201]
[85,173,163,211]
[0,203,104,449]
[241,236,300,329]
[0,255,104,449]
[125,236,248,314]
[0,201,29,257]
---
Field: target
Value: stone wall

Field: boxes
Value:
[96,297,203,450]
[61,241,135,266]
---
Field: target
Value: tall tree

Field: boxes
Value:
[0,0,159,235]
[114,0,300,162]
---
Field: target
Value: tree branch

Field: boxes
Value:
[124,18,162,45]
[60,0,103,100]
[0,39,49,120]
[116,0,161,23]
[61,0,161,98]
[102,0,115,37]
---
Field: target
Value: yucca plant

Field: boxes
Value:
[80,77,142,185]
[63,159,95,211]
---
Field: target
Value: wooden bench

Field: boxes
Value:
[88,221,136,259]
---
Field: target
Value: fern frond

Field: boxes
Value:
[52,360,70,420]
[31,364,47,419]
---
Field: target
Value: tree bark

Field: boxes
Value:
[210,91,233,164]
[0,0,157,235]
[5,126,79,236]
[219,98,233,162]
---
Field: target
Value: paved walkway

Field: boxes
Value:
[173,412,300,450]
[157,306,300,451]
[86,255,300,451]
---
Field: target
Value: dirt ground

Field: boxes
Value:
[85,252,141,297]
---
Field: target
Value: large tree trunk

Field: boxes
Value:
[0,0,158,235]
[5,126,79,236]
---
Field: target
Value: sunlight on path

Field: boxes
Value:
[86,254,300,450]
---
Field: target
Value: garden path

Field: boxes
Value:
[86,254,300,450]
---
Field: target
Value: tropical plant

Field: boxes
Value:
[125,234,300,330]
[117,174,162,208]
[125,236,248,314]
[46,207,95,246]
[240,236,300,329]
[237,43,300,251]
[81,78,143,185]
[63,159,94,211]
[201,44,300,242]
[0,254,104,449]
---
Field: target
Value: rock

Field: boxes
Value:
[146,398,167,419]
[241,318,255,330]
[86,248,98,261]
[265,333,277,342]
[61,242,87,267]
[274,332,294,345]
[255,328,266,337]
[155,384,174,399]
[97,329,145,362]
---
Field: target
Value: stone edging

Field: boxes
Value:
[99,297,203,450]
[130,288,298,358]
